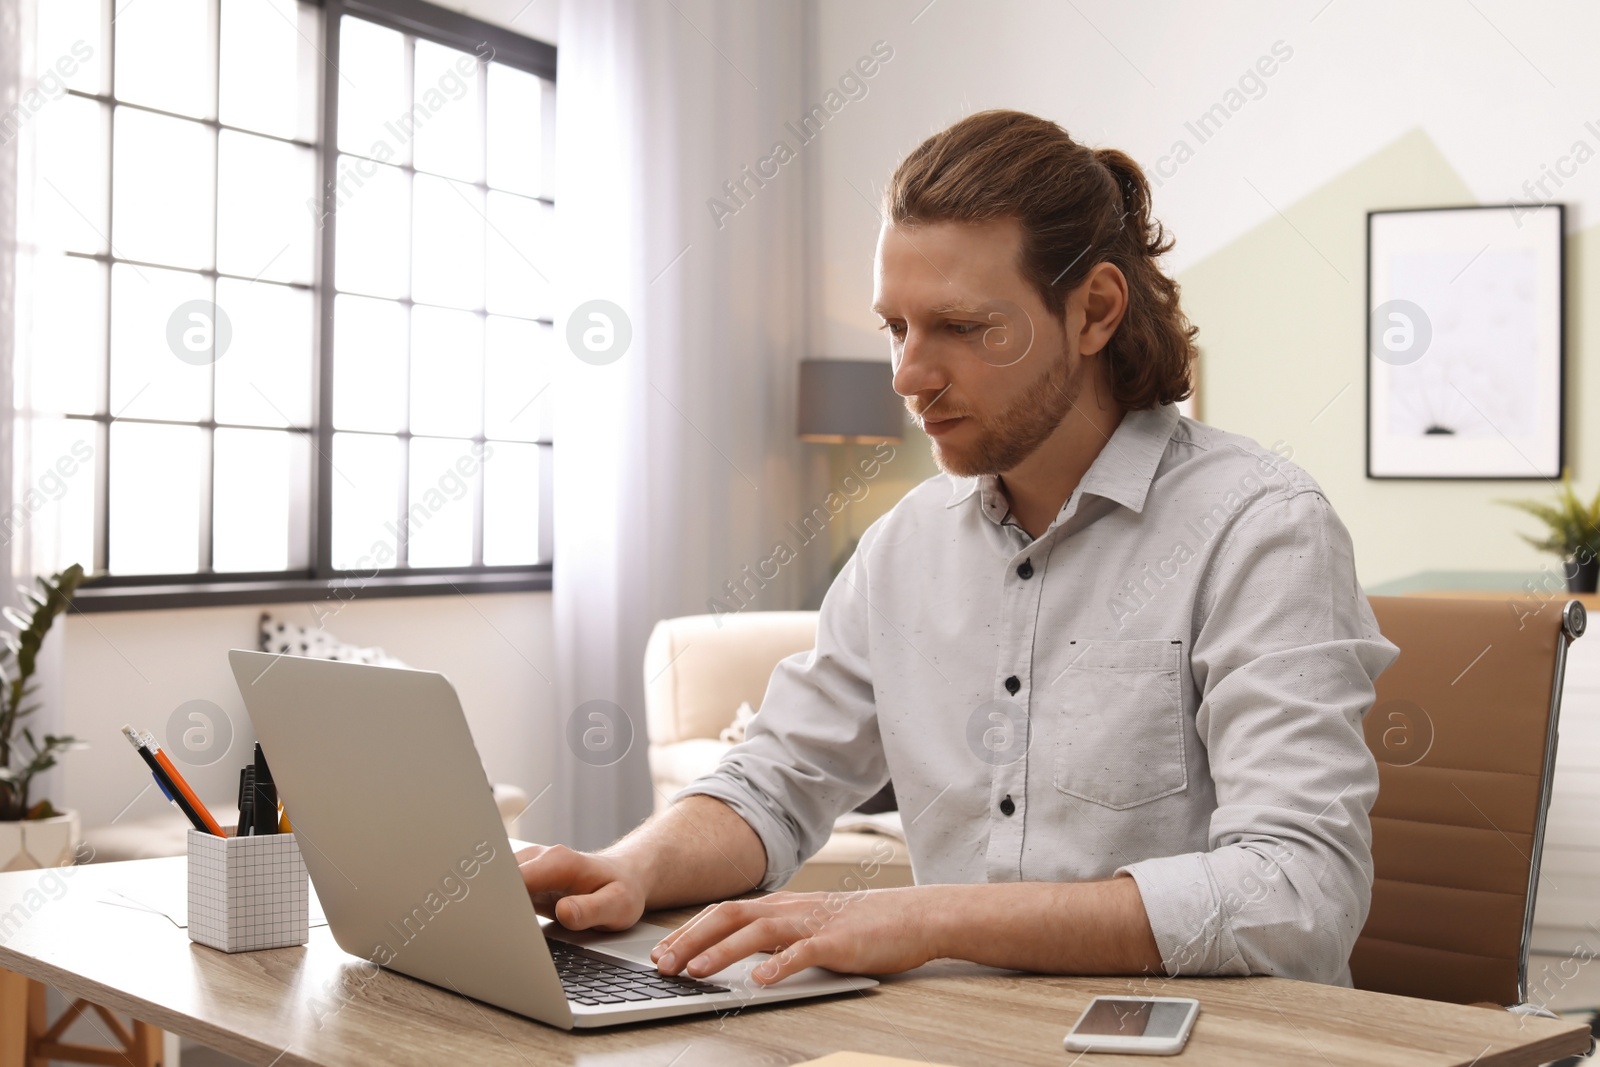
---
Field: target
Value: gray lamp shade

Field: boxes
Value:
[797,359,904,443]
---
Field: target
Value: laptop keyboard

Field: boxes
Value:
[549,939,731,1006]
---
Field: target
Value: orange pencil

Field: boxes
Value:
[142,730,226,837]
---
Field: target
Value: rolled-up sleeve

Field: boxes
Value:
[675,523,889,890]
[1115,488,1399,985]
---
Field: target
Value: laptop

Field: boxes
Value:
[227,649,876,1029]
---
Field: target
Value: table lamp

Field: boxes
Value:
[797,359,904,444]
[796,359,904,815]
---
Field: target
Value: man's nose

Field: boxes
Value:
[891,329,945,401]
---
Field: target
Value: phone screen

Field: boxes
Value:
[1073,999,1192,1039]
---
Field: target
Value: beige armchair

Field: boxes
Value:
[644,611,913,893]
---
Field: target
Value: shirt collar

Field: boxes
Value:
[943,402,1180,519]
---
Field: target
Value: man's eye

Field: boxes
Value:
[879,322,906,339]
[949,322,981,336]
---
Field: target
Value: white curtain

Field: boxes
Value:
[0,0,19,608]
[3,0,75,814]
[552,0,810,848]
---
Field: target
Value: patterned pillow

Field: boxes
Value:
[719,701,758,745]
[258,612,407,667]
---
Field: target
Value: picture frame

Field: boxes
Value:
[1365,204,1564,480]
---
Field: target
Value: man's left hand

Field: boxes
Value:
[650,886,938,985]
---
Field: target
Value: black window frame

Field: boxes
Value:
[74,0,557,612]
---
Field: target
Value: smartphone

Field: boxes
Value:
[1063,995,1200,1055]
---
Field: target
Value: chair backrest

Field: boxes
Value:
[643,611,819,746]
[1352,594,1585,1005]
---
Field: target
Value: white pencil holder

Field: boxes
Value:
[187,828,310,952]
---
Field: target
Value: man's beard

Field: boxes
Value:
[915,351,1085,477]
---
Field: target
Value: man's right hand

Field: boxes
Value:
[514,796,769,936]
[515,844,648,932]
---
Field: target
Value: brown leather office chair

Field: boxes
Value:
[1351,594,1585,1006]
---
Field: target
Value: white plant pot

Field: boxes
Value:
[0,810,81,872]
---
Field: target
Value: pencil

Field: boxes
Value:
[121,725,225,837]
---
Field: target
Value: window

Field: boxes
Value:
[25,0,555,607]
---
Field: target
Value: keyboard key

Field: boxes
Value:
[554,940,730,1004]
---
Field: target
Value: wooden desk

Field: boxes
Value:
[0,858,1588,1067]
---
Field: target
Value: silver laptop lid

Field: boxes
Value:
[227,649,572,1027]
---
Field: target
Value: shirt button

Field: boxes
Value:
[1004,675,1020,695]
[999,795,1016,816]
[1017,559,1033,579]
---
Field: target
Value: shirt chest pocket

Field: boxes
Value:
[1051,639,1187,810]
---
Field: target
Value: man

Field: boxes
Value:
[519,109,1398,988]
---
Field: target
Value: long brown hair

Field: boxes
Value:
[884,110,1197,410]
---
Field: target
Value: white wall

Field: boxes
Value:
[810,0,1600,585]
[60,592,560,843]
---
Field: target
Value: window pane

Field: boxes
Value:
[407,437,477,568]
[485,193,551,319]
[219,0,317,141]
[38,0,104,95]
[338,17,408,163]
[333,295,407,432]
[486,65,542,197]
[32,256,105,416]
[483,317,547,442]
[483,442,539,565]
[109,263,211,421]
[25,419,97,576]
[412,40,482,183]
[109,422,202,574]
[113,0,214,119]
[35,95,108,255]
[331,432,400,569]
[215,278,313,427]
[334,157,409,298]
[411,306,482,438]
[218,130,316,284]
[112,108,215,269]
[214,428,307,572]
[413,175,483,310]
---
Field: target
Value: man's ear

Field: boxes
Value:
[1073,261,1128,357]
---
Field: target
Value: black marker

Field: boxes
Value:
[252,743,278,836]
[239,766,255,836]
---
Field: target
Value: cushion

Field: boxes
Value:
[259,611,406,666]
[719,701,758,745]
[643,612,819,745]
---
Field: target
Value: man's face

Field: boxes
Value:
[872,217,1087,477]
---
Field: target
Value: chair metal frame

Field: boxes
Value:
[1515,598,1587,1006]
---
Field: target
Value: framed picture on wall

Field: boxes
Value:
[1366,204,1564,479]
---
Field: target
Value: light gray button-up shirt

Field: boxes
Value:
[681,403,1400,985]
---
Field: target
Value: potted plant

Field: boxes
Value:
[0,564,86,871]
[1499,474,1600,594]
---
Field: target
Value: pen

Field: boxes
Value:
[239,766,255,837]
[252,743,278,836]
[122,725,225,837]
[236,767,248,837]
[142,728,226,837]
